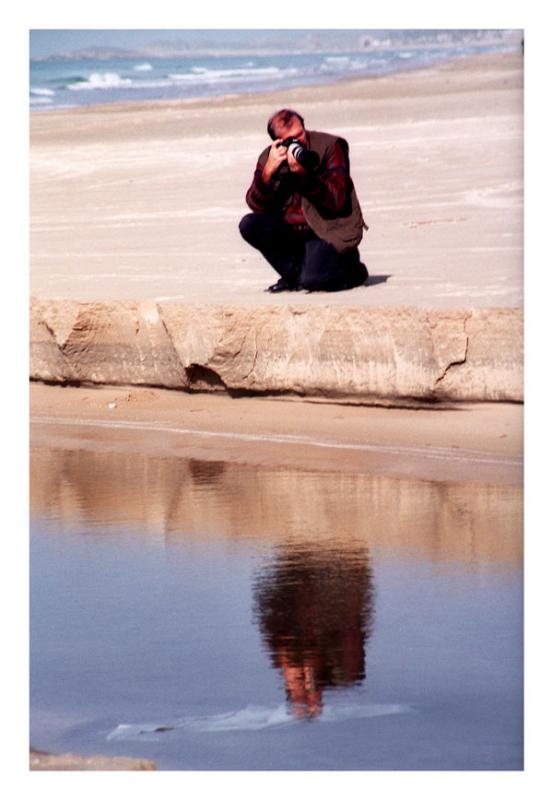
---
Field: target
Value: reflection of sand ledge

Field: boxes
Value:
[30,439,522,566]
[30,299,522,404]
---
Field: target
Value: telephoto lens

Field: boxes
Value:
[281,137,320,170]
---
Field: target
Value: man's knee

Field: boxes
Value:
[238,213,259,243]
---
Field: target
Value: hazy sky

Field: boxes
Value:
[29,30,210,58]
[29,29,373,59]
[29,27,518,60]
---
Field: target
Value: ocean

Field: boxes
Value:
[29,29,522,112]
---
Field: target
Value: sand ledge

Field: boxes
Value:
[30,299,523,404]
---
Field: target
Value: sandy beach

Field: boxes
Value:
[30,50,523,476]
[30,51,522,309]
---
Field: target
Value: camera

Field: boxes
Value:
[280,137,320,170]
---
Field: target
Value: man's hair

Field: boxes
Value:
[267,109,305,140]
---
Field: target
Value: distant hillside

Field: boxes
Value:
[31,29,522,62]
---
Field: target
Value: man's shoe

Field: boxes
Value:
[265,277,298,293]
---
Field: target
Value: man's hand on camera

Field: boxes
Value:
[286,147,307,175]
[261,139,288,183]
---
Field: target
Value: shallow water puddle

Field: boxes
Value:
[30,446,523,770]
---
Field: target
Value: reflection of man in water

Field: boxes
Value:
[253,545,373,719]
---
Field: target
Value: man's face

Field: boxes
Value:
[274,116,308,146]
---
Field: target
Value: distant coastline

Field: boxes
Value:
[30,28,522,62]
[31,38,519,63]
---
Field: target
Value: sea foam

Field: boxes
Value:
[168,65,297,83]
[68,72,133,91]
[106,701,414,740]
[30,87,55,96]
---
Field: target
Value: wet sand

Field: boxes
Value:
[29,747,155,771]
[30,51,523,309]
[30,383,522,486]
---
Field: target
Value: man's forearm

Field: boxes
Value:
[261,161,277,185]
[246,167,275,212]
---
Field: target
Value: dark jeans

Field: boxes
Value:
[239,212,368,291]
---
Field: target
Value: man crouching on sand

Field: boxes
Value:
[239,108,369,293]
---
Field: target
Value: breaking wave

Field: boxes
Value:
[30,86,55,96]
[168,65,298,83]
[67,72,133,90]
